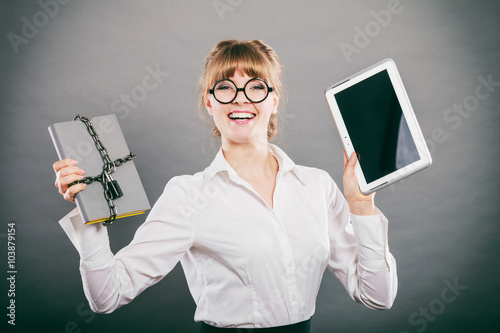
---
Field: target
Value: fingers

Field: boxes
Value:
[53,159,86,202]
[58,165,85,180]
[63,183,87,203]
[57,173,85,195]
[53,159,78,174]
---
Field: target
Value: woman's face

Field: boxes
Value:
[205,69,278,146]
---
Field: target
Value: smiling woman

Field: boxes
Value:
[53,39,397,333]
[205,70,279,148]
[199,40,282,140]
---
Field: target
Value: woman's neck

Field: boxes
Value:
[221,139,277,182]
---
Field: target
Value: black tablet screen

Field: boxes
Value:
[335,70,420,183]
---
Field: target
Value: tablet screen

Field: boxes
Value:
[334,70,420,183]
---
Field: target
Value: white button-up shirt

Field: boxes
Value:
[59,144,397,328]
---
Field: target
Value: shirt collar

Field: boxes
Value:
[202,144,307,188]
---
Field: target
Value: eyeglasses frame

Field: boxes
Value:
[209,78,274,104]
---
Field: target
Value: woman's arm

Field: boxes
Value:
[54,160,195,313]
[325,152,398,309]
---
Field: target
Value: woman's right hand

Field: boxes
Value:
[53,159,87,203]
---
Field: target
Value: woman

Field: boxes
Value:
[53,40,397,332]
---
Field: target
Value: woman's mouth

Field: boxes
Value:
[228,112,256,123]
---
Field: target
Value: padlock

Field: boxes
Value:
[104,172,123,200]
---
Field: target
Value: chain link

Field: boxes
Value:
[67,115,135,226]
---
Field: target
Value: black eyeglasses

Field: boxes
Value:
[209,78,274,104]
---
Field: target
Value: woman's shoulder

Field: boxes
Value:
[292,165,343,204]
[152,171,207,212]
[163,170,205,192]
[294,164,336,184]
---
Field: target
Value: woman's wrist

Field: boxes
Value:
[348,200,377,216]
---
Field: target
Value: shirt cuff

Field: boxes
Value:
[350,208,390,270]
[59,207,113,267]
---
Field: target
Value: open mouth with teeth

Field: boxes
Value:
[228,112,256,121]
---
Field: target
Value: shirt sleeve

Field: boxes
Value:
[324,173,398,310]
[58,177,196,313]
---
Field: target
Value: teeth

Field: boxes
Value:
[228,112,255,120]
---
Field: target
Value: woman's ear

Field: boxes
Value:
[272,94,279,115]
[205,95,213,116]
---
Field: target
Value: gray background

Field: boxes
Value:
[1,0,499,332]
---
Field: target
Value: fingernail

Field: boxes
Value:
[70,160,78,165]
[78,169,85,175]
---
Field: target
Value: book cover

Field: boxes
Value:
[48,114,151,224]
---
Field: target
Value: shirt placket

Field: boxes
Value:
[271,173,300,322]
[271,211,300,321]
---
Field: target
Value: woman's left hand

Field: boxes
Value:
[343,150,377,216]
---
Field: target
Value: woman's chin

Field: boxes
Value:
[222,130,267,146]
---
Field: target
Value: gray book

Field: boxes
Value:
[48,114,150,224]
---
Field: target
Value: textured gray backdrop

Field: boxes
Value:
[1,1,499,332]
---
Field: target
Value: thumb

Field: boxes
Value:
[344,151,357,174]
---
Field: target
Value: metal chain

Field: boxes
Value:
[114,153,136,167]
[102,179,118,227]
[68,115,135,226]
[75,115,116,175]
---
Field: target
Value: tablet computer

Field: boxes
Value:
[324,58,431,194]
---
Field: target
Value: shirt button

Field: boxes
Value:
[287,260,292,267]
[291,295,297,301]
[277,226,284,233]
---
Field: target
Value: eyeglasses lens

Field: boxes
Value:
[213,79,269,103]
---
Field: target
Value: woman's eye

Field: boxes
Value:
[249,84,265,90]
[216,85,232,90]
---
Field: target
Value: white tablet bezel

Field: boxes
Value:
[324,58,432,194]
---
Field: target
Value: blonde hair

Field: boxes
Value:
[198,40,283,139]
